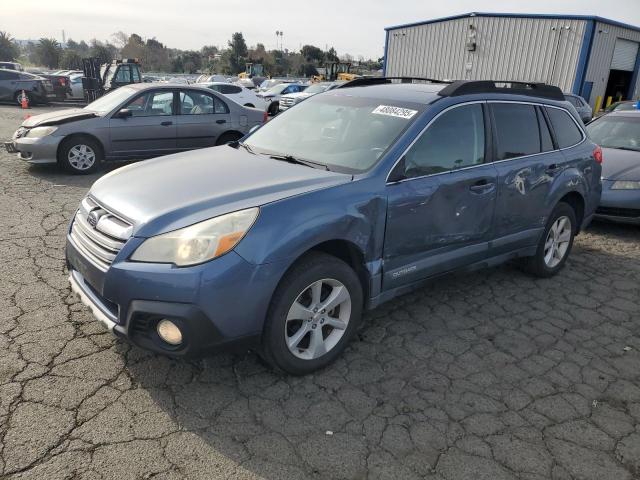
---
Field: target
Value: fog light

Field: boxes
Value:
[156,319,183,345]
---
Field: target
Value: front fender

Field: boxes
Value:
[234,178,386,268]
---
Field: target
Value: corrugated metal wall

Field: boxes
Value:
[386,16,587,93]
[584,21,640,105]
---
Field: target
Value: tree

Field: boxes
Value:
[227,32,248,74]
[180,51,201,73]
[301,44,323,63]
[325,47,339,63]
[59,50,83,69]
[89,39,116,64]
[0,31,19,61]
[36,38,62,68]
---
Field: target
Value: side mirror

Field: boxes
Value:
[115,108,132,119]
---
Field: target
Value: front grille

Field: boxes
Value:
[69,197,133,271]
[596,206,640,218]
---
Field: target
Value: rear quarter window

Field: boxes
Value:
[492,103,542,160]
[547,108,584,149]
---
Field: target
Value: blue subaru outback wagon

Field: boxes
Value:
[66,79,602,374]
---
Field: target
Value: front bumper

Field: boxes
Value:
[11,135,61,164]
[595,181,640,224]
[66,232,289,356]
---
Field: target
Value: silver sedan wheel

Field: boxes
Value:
[285,278,352,360]
[68,144,96,170]
[544,216,572,268]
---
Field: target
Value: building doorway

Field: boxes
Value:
[604,69,633,101]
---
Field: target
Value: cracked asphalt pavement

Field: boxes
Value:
[1,104,640,480]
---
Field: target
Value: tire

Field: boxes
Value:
[521,202,577,278]
[215,131,243,146]
[268,102,279,116]
[243,103,255,108]
[58,136,102,174]
[261,252,363,375]
[14,91,32,107]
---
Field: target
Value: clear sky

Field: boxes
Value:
[3,0,640,58]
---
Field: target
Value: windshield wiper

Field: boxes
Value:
[269,154,330,171]
[237,141,256,154]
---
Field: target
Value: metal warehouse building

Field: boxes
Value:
[384,12,640,108]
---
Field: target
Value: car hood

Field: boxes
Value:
[601,147,640,180]
[22,108,98,128]
[283,92,311,100]
[89,146,352,237]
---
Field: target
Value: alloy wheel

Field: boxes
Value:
[68,144,96,171]
[544,216,572,268]
[285,278,352,360]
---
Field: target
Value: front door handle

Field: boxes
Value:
[469,180,495,194]
[216,119,226,124]
[160,121,173,126]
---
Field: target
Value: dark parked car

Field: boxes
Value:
[564,93,592,123]
[588,110,640,224]
[66,79,601,374]
[5,83,266,173]
[0,68,55,105]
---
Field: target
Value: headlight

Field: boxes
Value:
[27,126,58,138]
[611,180,640,190]
[130,208,259,266]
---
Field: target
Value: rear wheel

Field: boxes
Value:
[261,252,363,375]
[521,202,576,278]
[216,131,243,146]
[58,136,102,174]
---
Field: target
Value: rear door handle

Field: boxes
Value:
[469,179,495,194]
[216,119,227,124]
[160,121,173,126]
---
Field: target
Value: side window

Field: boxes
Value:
[547,108,584,148]
[125,90,174,116]
[114,65,131,83]
[208,84,222,92]
[536,107,554,152]
[403,104,485,178]
[180,91,229,115]
[492,104,541,160]
[131,67,141,82]
[219,84,241,94]
[0,70,17,80]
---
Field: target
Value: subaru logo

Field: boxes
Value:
[87,211,99,228]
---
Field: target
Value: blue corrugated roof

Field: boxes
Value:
[385,12,640,33]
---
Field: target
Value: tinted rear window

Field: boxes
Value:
[547,108,583,148]
[492,104,541,160]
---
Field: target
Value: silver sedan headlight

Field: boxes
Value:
[131,208,259,266]
[611,181,640,190]
[26,126,58,138]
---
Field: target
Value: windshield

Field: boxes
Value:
[615,102,638,112]
[304,84,330,94]
[244,93,423,173]
[84,87,136,114]
[587,116,640,151]
[265,84,290,95]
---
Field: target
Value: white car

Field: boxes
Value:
[257,83,308,115]
[279,81,343,111]
[67,73,85,100]
[199,82,267,110]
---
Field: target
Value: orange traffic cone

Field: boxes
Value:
[20,90,29,109]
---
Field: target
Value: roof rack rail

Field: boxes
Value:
[338,76,452,89]
[438,80,564,100]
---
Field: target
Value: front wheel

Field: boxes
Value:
[58,136,102,174]
[261,252,363,375]
[268,102,279,116]
[14,91,32,107]
[521,202,576,278]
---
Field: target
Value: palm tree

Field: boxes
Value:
[36,38,62,68]
[0,31,19,61]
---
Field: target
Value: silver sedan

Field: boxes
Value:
[4,83,266,174]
